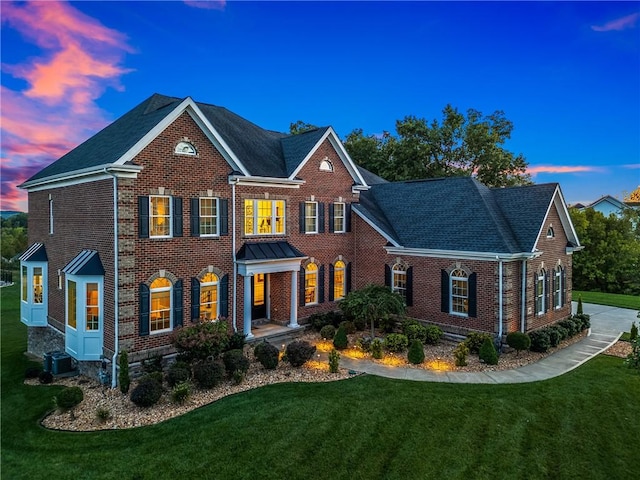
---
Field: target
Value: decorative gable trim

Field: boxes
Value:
[533,185,580,252]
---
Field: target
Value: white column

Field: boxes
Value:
[289,270,299,328]
[243,275,253,339]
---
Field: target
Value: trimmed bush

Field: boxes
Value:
[254,342,279,370]
[407,339,425,364]
[558,319,578,337]
[464,332,493,354]
[118,350,130,394]
[356,336,373,352]
[403,323,427,344]
[574,313,590,331]
[38,371,53,384]
[423,325,444,345]
[171,382,191,404]
[171,321,229,361]
[285,341,316,367]
[54,386,84,411]
[547,326,562,348]
[320,324,336,340]
[96,407,111,422]
[227,332,247,351]
[551,324,569,342]
[223,349,250,378]
[384,333,409,353]
[379,315,397,333]
[333,326,348,350]
[479,338,498,365]
[167,363,191,388]
[328,349,340,373]
[25,366,42,379]
[453,343,469,367]
[529,329,551,353]
[339,321,356,335]
[192,360,225,389]
[506,331,531,355]
[130,376,163,407]
[309,311,344,331]
[371,338,383,359]
[630,321,638,341]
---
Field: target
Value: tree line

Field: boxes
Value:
[1,213,27,265]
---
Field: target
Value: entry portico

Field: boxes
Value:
[235,242,307,339]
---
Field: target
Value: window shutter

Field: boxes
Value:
[173,279,183,328]
[346,262,352,294]
[385,264,391,288]
[545,271,551,313]
[191,277,200,322]
[139,283,150,336]
[440,270,449,313]
[173,197,183,237]
[406,266,413,307]
[345,203,352,232]
[299,203,306,233]
[328,264,335,301]
[318,265,325,303]
[468,273,477,318]
[561,268,566,307]
[138,197,149,239]
[318,203,325,233]
[190,198,199,237]
[220,274,229,318]
[328,203,335,233]
[299,267,305,307]
[220,199,229,236]
[534,272,539,316]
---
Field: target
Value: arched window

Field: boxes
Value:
[175,141,196,155]
[333,260,346,300]
[305,263,318,305]
[535,269,546,315]
[450,268,469,315]
[553,266,563,309]
[200,272,219,321]
[547,227,555,238]
[150,277,172,332]
[319,159,333,172]
[392,263,407,299]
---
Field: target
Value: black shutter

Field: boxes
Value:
[173,197,183,237]
[406,266,413,307]
[173,279,183,328]
[561,268,566,307]
[139,283,150,336]
[138,196,149,239]
[329,264,335,301]
[468,273,477,318]
[220,199,229,236]
[191,277,200,322]
[299,202,306,233]
[328,203,335,233]
[440,270,449,313]
[346,262,352,294]
[318,203,325,233]
[318,265,325,303]
[220,274,229,318]
[299,267,305,307]
[190,198,199,237]
[345,203,352,232]
[385,264,392,288]
[534,272,539,316]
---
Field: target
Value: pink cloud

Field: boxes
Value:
[527,165,603,175]
[622,164,640,169]
[591,12,639,32]
[0,1,134,212]
[184,1,226,11]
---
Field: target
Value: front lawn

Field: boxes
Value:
[573,290,640,310]
[2,283,639,480]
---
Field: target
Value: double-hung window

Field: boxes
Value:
[305,202,318,234]
[150,195,172,237]
[535,271,546,315]
[333,203,345,233]
[150,278,172,333]
[244,199,285,235]
[200,198,219,236]
[553,267,563,309]
[450,268,469,316]
[392,263,407,299]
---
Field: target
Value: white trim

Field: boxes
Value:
[19,164,142,191]
[236,257,306,276]
[304,201,319,234]
[199,197,220,237]
[228,175,304,188]
[384,246,541,262]
[352,205,400,247]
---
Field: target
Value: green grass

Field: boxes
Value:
[2,283,639,480]
[574,290,640,310]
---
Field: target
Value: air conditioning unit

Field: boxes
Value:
[51,352,73,375]
[43,351,54,372]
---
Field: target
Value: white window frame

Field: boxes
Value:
[536,271,546,315]
[199,197,219,237]
[20,261,48,326]
[64,274,104,360]
[333,202,345,233]
[244,199,285,236]
[334,260,346,301]
[450,268,469,317]
[175,141,196,156]
[200,273,219,321]
[150,195,172,238]
[305,263,319,306]
[305,201,318,234]
[49,196,54,235]
[392,263,406,299]
[150,278,172,334]
[553,267,562,309]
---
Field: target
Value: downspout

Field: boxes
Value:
[520,259,527,332]
[497,256,503,344]
[231,180,238,333]
[103,168,119,388]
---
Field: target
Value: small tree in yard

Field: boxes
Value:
[577,295,584,315]
[630,321,638,341]
[118,350,130,394]
[339,284,406,339]
[479,338,498,365]
[408,339,425,365]
[333,325,348,350]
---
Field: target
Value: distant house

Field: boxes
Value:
[18,94,581,384]
[576,195,638,218]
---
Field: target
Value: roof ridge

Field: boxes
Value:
[471,179,521,253]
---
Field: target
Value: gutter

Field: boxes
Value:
[103,168,119,389]
[521,259,527,332]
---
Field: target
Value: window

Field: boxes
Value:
[333,203,345,233]
[150,278,172,333]
[450,268,469,316]
[200,198,219,236]
[392,263,407,299]
[21,266,27,302]
[305,263,318,305]
[547,227,555,238]
[19,244,48,327]
[535,270,546,315]
[86,283,99,330]
[33,267,43,304]
[67,280,77,329]
[139,196,183,238]
[553,267,563,309]
[305,202,318,233]
[175,141,196,155]
[244,199,285,235]
[150,195,171,237]
[319,159,333,172]
[49,196,54,235]
[333,260,346,300]
[200,273,219,321]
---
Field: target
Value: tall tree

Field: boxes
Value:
[289,121,319,135]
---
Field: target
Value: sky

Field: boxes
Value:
[1,0,639,213]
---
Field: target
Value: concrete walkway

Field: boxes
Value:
[332,303,638,384]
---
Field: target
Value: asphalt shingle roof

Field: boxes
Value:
[281,128,330,176]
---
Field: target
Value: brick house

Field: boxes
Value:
[18,94,581,383]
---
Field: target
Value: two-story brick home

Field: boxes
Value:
[19,94,581,385]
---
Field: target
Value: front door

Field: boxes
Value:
[252,274,267,320]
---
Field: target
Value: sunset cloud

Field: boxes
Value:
[0,1,134,212]
[622,163,640,169]
[527,165,603,175]
[591,12,639,32]
[184,1,226,11]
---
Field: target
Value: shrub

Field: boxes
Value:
[404,323,427,344]
[328,349,340,373]
[547,326,562,348]
[558,319,578,337]
[166,363,191,388]
[130,376,163,407]
[529,329,551,353]
[384,333,409,353]
[631,321,638,341]
[506,331,531,355]
[227,332,247,351]
[38,371,53,384]
[551,324,569,342]
[232,369,245,385]
[371,338,383,359]
[309,311,344,331]
[339,320,356,335]
[285,341,316,367]
[333,326,348,350]
[222,349,250,378]
[96,407,111,422]
[453,343,469,367]
[464,332,493,354]
[192,360,225,389]
[578,313,591,331]
[171,382,191,404]
[320,324,336,340]
[577,295,583,315]
[142,355,163,374]
[171,321,229,361]
[624,337,640,371]
[25,366,42,379]
[423,325,444,345]
[119,350,130,394]
[379,315,397,333]
[479,338,498,365]
[254,342,279,370]
[356,336,373,352]
[407,339,425,364]
[54,386,84,411]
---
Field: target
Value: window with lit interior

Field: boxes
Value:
[200,272,219,321]
[150,195,172,237]
[450,268,469,316]
[244,199,285,235]
[305,263,318,305]
[333,260,346,300]
[392,263,407,299]
[553,266,563,309]
[150,277,172,332]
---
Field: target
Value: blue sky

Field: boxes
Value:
[1,1,639,211]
